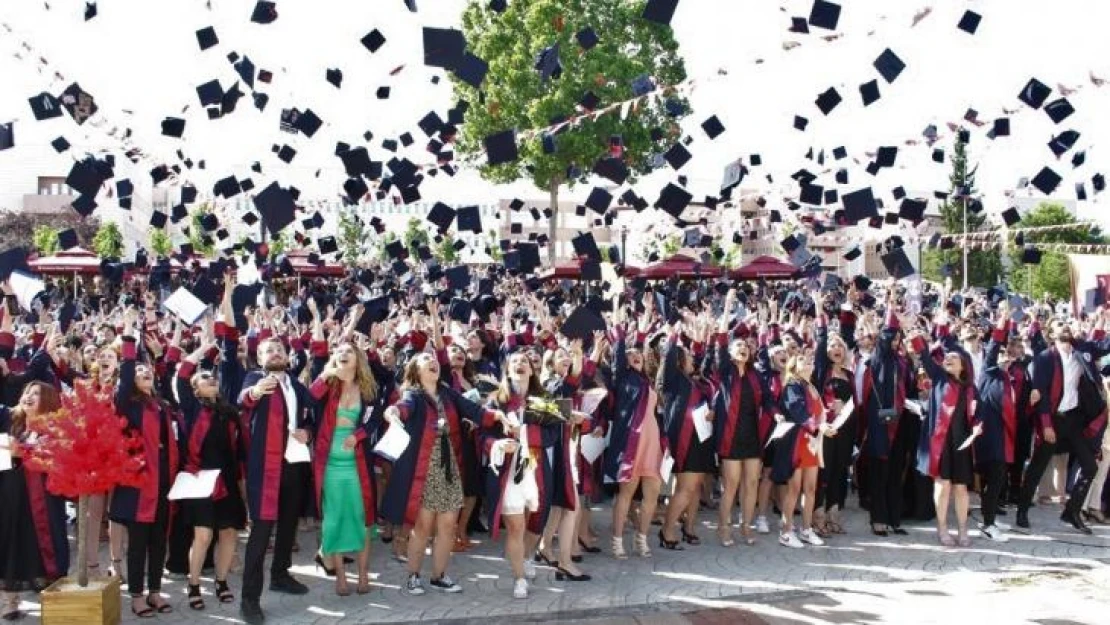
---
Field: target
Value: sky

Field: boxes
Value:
[2,0,1110,240]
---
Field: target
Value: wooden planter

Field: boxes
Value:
[40,576,121,625]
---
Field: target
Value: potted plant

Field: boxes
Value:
[22,383,145,625]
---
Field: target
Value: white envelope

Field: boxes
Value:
[579,432,607,464]
[0,434,12,471]
[284,432,311,464]
[659,452,675,484]
[164,287,208,326]
[692,403,712,443]
[373,423,411,462]
[167,469,220,500]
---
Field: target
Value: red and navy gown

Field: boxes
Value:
[0,407,69,592]
[660,336,715,473]
[380,386,496,527]
[603,329,664,484]
[771,381,825,484]
[714,333,776,462]
[912,334,977,486]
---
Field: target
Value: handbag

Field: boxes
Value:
[871,383,899,423]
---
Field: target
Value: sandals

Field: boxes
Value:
[937,531,956,547]
[577,538,602,554]
[110,559,123,578]
[215,579,235,604]
[717,529,736,547]
[871,524,889,537]
[825,520,846,535]
[146,595,172,614]
[657,529,684,550]
[957,535,972,548]
[187,583,205,610]
[1083,508,1109,524]
[681,528,701,545]
[357,575,371,595]
[130,597,154,620]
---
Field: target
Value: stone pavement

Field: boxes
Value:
[11,501,1110,624]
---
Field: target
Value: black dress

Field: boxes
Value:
[938,397,974,486]
[181,411,247,531]
[728,375,762,460]
[0,459,53,591]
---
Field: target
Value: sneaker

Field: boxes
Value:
[523,560,536,581]
[798,528,825,546]
[406,574,426,596]
[429,575,463,593]
[779,531,804,548]
[754,516,771,534]
[981,524,1009,543]
[512,578,528,599]
[993,520,1012,531]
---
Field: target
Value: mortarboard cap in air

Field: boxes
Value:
[873,48,906,83]
[809,0,841,30]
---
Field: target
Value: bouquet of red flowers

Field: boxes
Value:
[22,383,146,587]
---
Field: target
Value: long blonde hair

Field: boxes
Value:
[330,340,378,403]
[782,350,816,387]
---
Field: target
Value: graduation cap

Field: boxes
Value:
[1044,98,1075,124]
[161,117,185,138]
[809,0,841,30]
[28,92,64,121]
[294,108,323,137]
[793,115,809,131]
[561,307,606,341]
[957,10,981,34]
[663,143,692,170]
[701,115,725,139]
[0,248,29,281]
[842,187,879,223]
[572,231,602,262]
[484,130,518,165]
[65,158,107,197]
[593,157,629,185]
[655,183,692,218]
[876,146,897,167]
[325,68,343,88]
[880,247,914,280]
[457,205,482,233]
[1048,130,1080,157]
[252,181,296,236]
[899,198,926,221]
[48,135,69,153]
[250,1,278,24]
[860,79,880,106]
[843,246,861,262]
[1021,246,1042,265]
[1001,207,1021,227]
[1018,78,1051,109]
[642,0,679,25]
[423,27,465,69]
[1030,167,1061,195]
[0,123,12,151]
[445,265,471,291]
[426,202,456,231]
[361,29,386,54]
[585,187,613,213]
[234,56,256,89]
[455,52,489,88]
[534,43,563,83]
[873,48,905,83]
[196,26,218,50]
[815,87,842,115]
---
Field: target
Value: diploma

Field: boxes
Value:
[766,420,796,446]
[957,429,981,452]
[659,452,675,484]
[579,388,608,416]
[373,423,411,462]
[904,400,924,416]
[0,434,12,471]
[579,432,607,464]
[692,402,712,443]
[167,470,221,501]
[284,432,311,464]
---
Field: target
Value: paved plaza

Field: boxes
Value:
[10,500,1110,624]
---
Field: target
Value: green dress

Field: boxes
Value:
[321,406,368,556]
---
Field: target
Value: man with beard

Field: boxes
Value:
[1016,316,1110,534]
[239,337,314,624]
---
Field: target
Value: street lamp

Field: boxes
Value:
[620,224,628,264]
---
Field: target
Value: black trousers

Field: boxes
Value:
[867,416,915,527]
[126,500,169,596]
[1019,410,1099,514]
[817,418,855,511]
[242,462,308,602]
[1005,415,1035,503]
[979,461,1006,527]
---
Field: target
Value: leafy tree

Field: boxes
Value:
[921,133,1002,288]
[91,222,124,259]
[337,207,366,266]
[188,203,216,258]
[661,233,681,258]
[1009,202,1102,300]
[0,210,97,253]
[269,230,290,257]
[32,225,60,255]
[149,229,173,258]
[434,229,460,264]
[403,217,430,259]
[454,0,689,263]
[378,231,399,262]
[485,230,504,262]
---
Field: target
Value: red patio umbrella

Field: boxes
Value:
[27,248,102,275]
[731,255,798,281]
[284,251,346,277]
[637,253,723,280]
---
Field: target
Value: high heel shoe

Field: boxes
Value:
[533,552,556,566]
[555,567,592,582]
[633,532,652,558]
[611,536,628,560]
[657,529,684,550]
[577,537,601,554]
[314,553,337,577]
[680,528,701,545]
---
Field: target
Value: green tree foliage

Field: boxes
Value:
[454,0,689,262]
[269,230,289,257]
[403,217,430,259]
[32,225,60,255]
[149,229,173,257]
[337,207,366,266]
[188,203,216,258]
[921,134,1003,288]
[91,222,124,259]
[379,231,398,262]
[486,230,504,261]
[1008,202,1102,300]
[434,229,460,264]
[0,210,97,253]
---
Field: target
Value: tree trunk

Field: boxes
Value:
[76,495,89,587]
[548,178,560,265]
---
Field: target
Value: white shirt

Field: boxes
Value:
[1058,346,1083,413]
[275,373,298,433]
[966,345,984,384]
[855,351,872,400]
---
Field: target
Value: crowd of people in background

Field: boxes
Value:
[0,261,1108,624]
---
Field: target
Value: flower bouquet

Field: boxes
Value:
[523,396,571,426]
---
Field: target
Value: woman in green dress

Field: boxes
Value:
[308,305,380,596]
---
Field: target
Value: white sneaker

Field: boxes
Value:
[406,573,425,596]
[798,528,825,546]
[523,560,536,581]
[513,578,529,599]
[981,524,1009,543]
[779,531,804,548]
[994,520,1012,531]
[754,516,771,534]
